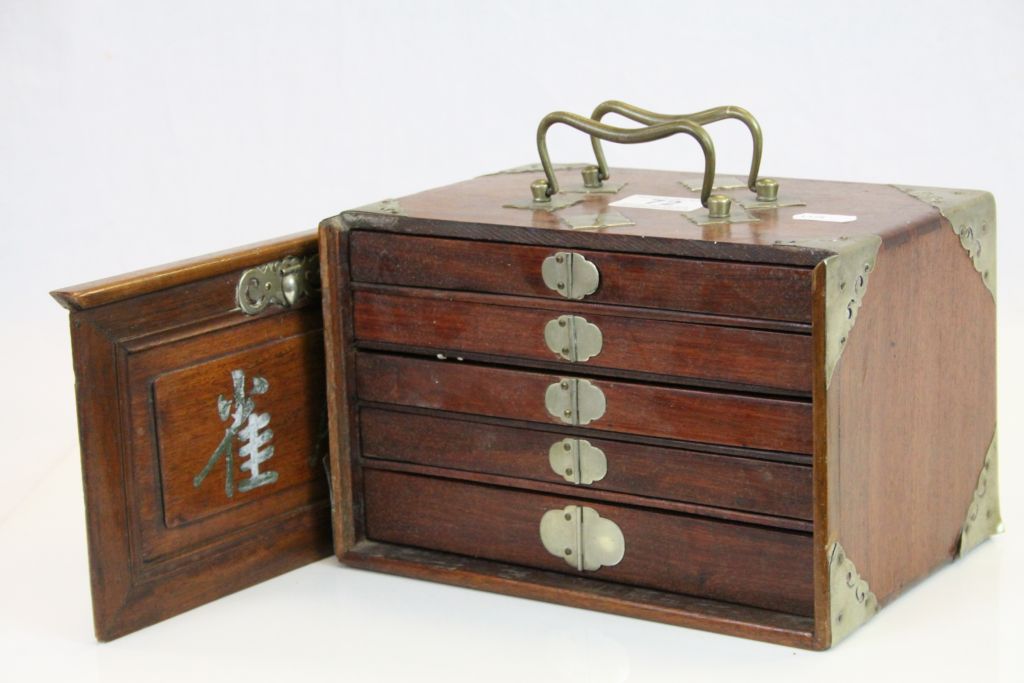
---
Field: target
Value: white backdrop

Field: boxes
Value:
[2,1,1021,681]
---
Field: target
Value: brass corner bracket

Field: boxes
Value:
[960,430,1002,557]
[893,185,996,299]
[356,198,405,216]
[829,542,879,647]
[775,235,882,387]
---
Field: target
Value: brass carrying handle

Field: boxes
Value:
[589,102,762,193]
[536,111,716,207]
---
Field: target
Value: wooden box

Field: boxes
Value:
[54,109,999,649]
[319,165,998,650]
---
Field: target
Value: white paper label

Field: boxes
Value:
[610,194,704,212]
[792,212,858,223]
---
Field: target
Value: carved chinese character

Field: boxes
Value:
[193,369,278,497]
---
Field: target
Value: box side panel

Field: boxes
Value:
[828,213,996,627]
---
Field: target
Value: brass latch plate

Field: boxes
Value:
[541,252,600,300]
[539,505,625,571]
[548,438,607,485]
[543,315,603,362]
[545,378,606,426]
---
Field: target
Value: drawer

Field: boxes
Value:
[353,288,812,393]
[350,231,813,323]
[360,407,812,520]
[356,353,813,454]
[363,468,814,616]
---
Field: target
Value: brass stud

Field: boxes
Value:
[755,178,779,202]
[531,179,551,203]
[581,165,602,189]
[707,194,732,219]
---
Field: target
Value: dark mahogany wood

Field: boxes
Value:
[353,287,812,393]
[355,352,813,454]
[350,231,813,323]
[344,541,817,649]
[824,212,997,615]
[339,168,939,268]
[360,407,812,520]
[362,468,814,616]
[52,233,332,641]
[366,457,813,532]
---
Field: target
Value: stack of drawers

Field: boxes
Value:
[344,229,816,619]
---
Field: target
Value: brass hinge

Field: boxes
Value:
[545,377,606,426]
[960,430,1002,557]
[548,437,607,485]
[829,542,879,646]
[893,185,996,299]
[775,235,882,388]
[236,254,320,315]
[539,505,625,571]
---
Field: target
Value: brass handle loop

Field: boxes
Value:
[536,111,716,207]
[589,101,762,193]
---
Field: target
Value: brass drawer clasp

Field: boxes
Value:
[540,505,625,572]
[543,314,603,362]
[549,438,607,485]
[545,377,606,426]
[541,251,600,300]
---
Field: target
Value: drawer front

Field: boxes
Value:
[356,353,813,454]
[361,408,813,520]
[350,232,813,323]
[363,468,814,616]
[353,289,812,393]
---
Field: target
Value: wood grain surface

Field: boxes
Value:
[363,468,814,616]
[54,233,332,640]
[826,214,997,608]
[351,230,813,322]
[353,287,812,393]
[356,352,813,454]
[340,167,938,267]
[361,407,812,520]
